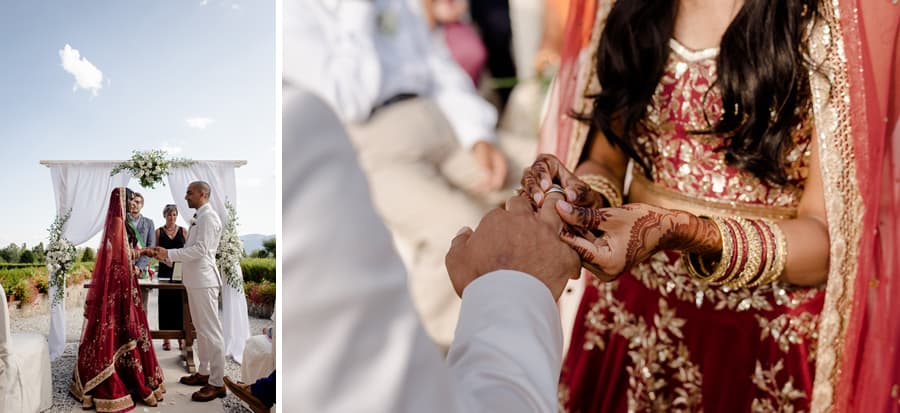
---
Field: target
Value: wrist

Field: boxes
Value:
[659,210,722,258]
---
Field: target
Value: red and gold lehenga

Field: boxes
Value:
[544,1,900,412]
[70,188,165,412]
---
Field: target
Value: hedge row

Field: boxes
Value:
[1,259,274,304]
[0,263,46,270]
[241,258,275,283]
[0,263,95,300]
[245,280,276,305]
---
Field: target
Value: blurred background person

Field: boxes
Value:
[285,0,535,349]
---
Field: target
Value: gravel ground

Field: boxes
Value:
[10,289,273,413]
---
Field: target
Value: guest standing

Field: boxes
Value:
[155,204,188,351]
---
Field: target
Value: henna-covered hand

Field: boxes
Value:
[520,154,607,209]
[554,202,722,279]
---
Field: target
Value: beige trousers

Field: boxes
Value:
[347,98,535,348]
[186,287,226,387]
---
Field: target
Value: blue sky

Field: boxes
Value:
[0,1,276,248]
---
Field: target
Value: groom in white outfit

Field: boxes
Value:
[146,181,227,402]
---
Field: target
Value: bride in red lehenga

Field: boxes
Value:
[70,188,165,412]
[529,0,899,411]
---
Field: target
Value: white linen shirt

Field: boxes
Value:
[168,203,223,289]
[284,0,498,149]
[285,89,562,412]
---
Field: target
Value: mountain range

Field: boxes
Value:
[240,234,274,255]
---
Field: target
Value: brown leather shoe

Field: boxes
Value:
[180,373,209,386]
[224,376,269,413]
[191,384,226,402]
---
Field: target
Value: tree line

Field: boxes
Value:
[0,243,95,264]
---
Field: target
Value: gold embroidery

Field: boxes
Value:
[583,285,703,411]
[566,0,615,172]
[807,1,864,411]
[752,360,808,413]
[637,52,813,212]
[558,382,571,413]
[628,252,820,312]
[93,394,135,412]
[82,340,138,393]
[757,312,820,359]
[631,173,798,220]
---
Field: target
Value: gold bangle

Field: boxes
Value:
[725,217,763,289]
[685,216,732,283]
[712,217,745,285]
[766,221,788,285]
[578,174,624,208]
[745,219,777,288]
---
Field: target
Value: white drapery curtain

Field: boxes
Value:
[47,163,131,360]
[167,161,251,363]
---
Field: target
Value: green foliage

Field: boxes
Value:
[32,272,49,294]
[0,263,44,270]
[18,249,36,264]
[32,242,46,263]
[0,268,34,296]
[0,243,21,264]
[81,247,95,262]
[0,261,93,297]
[262,238,276,258]
[245,280,276,305]
[240,258,275,283]
[11,279,38,304]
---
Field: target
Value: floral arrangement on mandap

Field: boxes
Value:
[46,210,76,306]
[110,149,195,189]
[216,201,245,290]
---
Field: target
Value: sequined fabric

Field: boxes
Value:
[636,39,814,211]
[559,43,825,413]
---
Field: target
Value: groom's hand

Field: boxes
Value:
[445,195,581,301]
[153,247,169,261]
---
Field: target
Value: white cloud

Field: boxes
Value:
[200,0,209,5]
[59,44,104,96]
[232,4,240,10]
[185,117,214,129]
[161,142,183,155]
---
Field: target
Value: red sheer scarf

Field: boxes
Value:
[73,188,164,410]
[842,1,900,411]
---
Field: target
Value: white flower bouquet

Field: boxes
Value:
[110,149,195,189]
[46,211,76,305]
[216,202,245,289]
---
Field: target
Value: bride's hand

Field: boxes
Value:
[553,202,721,280]
[521,154,607,209]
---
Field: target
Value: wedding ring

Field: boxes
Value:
[545,185,566,197]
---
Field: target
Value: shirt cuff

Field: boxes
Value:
[457,270,559,335]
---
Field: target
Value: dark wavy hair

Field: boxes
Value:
[580,0,818,184]
[124,188,138,247]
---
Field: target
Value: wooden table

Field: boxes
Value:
[85,280,198,373]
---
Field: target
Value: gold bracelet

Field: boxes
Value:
[725,217,764,289]
[765,221,788,285]
[578,174,624,208]
[745,219,776,288]
[685,216,732,283]
[711,217,745,285]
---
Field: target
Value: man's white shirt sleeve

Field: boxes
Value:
[168,215,217,263]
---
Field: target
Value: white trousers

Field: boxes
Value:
[187,287,226,387]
